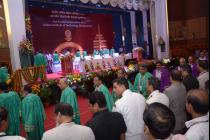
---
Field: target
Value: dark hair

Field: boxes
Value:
[0,83,8,92]
[88,91,107,108]
[148,77,160,91]
[23,85,32,93]
[187,90,209,115]
[95,75,103,82]
[171,70,182,81]
[0,107,8,123]
[143,103,175,139]
[198,60,209,71]
[139,63,148,69]
[156,60,163,66]
[113,78,129,89]
[205,80,209,92]
[181,64,192,75]
[55,103,73,117]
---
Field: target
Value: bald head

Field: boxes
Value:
[58,78,69,90]
[187,90,209,115]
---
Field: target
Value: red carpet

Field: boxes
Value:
[21,96,92,137]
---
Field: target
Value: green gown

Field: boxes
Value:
[0,91,21,135]
[111,80,134,103]
[22,94,46,140]
[53,53,60,62]
[34,53,47,67]
[60,87,80,124]
[95,84,114,111]
[0,67,9,83]
[134,72,153,98]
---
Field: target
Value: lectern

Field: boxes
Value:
[61,55,73,74]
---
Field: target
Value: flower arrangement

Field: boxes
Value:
[19,38,34,54]
[31,84,41,95]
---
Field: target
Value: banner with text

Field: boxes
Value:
[29,7,114,54]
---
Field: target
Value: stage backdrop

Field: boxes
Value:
[29,7,114,54]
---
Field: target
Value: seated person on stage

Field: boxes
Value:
[0,65,9,83]
[110,48,115,56]
[53,51,61,73]
[83,51,88,57]
[76,51,81,58]
[0,107,25,140]
[144,103,187,140]
[42,103,95,140]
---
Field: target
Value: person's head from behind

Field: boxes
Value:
[147,77,160,94]
[186,90,209,118]
[179,58,186,66]
[197,60,209,72]
[117,68,127,78]
[88,91,107,113]
[54,103,73,126]
[143,103,175,140]
[54,51,58,54]
[0,83,8,93]
[93,75,103,87]
[57,78,69,90]
[0,107,8,132]
[139,64,148,75]
[113,78,129,97]
[21,85,32,97]
[180,64,192,77]
[155,60,163,71]
[170,70,182,83]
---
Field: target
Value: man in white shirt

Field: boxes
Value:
[112,78,146,140]
[42,103,95,140]
[197,60,209,90]
[146,77,169,107]
[185,89,209,140]
[0,107,25,140]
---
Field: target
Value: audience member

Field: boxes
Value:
[164,70,187,134]
[143,103,187,140]
[42,103,95,140]
[34,50,47,67]
[146,77,169,107]
[86,91,127,140]
[58,78,80,124]
[188,56,199,77]
[0,107,25,140]
[153,61,170,92]
[197,60,209,90]
[181,64,199,92]
[177,58,186,71]
[185,90,209,140]
[93,75,113,111]
[0,65,9,83]
[113,78,146,140]
[134,64,153,98]
[21,85,46,140]
[199,51,207,61]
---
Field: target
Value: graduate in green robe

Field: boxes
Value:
[0,66,9,83]
[58,78,80,124]
[34,50,47,67]
[134,64,153,98]
[53,51,60,62]
[0,83,21,135]
[111,69,134,103]
[21,85,46,140]
[93,75,113,111]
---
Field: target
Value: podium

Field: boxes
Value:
[61,55,73,74]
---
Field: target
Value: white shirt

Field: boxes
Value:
[155,70,162,80]
[113,90,146,140]
[146,90,169,107]
[197,72,209,90]
[0,132,25,140]
[185,114,209,140]
[42,122,95,140]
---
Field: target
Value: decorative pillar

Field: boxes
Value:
[3,0,26,71]
[152,0,170,59]
[142,10,148,42]
[130,11,137,46]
